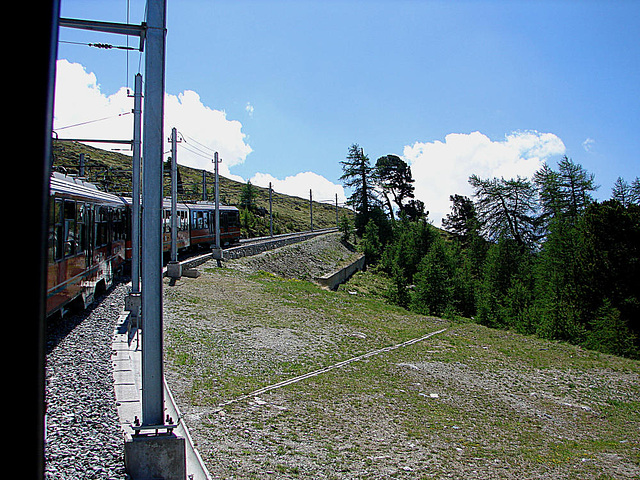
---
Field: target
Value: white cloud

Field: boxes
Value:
[53,59,253,176]
[250,171,347,205]
[402,130,566,227]
[582,137,595,152]
[52,60,347,205]
[165,90,252,173]
[53,59,133,145]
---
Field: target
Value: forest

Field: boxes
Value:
[339,143,640,359]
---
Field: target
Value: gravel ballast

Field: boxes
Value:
[45,282,129,480]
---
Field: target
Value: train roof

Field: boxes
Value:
[49,173,126,206]
[120,197,239,212]
[187,202,239,212]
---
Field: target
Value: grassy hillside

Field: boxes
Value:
[51,140,352,236]
[162,234,640,479]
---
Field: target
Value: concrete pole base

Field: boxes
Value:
[167,261,182,279]
[124,433,187,480]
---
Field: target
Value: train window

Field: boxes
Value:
[193,211,207,230]
[63,200,77,257]
[113,208,126,241]
[163,210,188,233]
[77,202,87,254]
[163,210,170,234]
[50,198,64,262]
[228,211,239,228]
[181,211,188,231]
[96,206,109,247]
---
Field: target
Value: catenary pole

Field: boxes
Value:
[214,152,221,250]
[170,127,178,262]
[310,189,313,231]
[141,0,167,428]
[131,73,142,296]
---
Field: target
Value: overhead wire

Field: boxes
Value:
[54,112,133,131]
[178,132,218,160]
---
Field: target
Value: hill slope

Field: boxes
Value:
[51,140,351,236]
[163,233,640,479]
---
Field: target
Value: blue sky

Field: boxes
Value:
[54,0,639,225]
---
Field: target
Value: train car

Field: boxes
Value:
[123,200,240,259]
[47,173,127,317]
[123,198,190,259]
[187,202,241,248]
[162,200,191,253]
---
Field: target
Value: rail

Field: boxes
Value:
[168,228,338,273]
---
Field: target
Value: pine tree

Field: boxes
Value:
[469,175,540,249]
[411,236,455,317]
[534,156,598,227]
[340,144,378,235]
[442,194,478,243]
[612,176,640,207]
[373,154,415,220]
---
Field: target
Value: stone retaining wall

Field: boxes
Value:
[315,254,366,290]
[223,230,336,260]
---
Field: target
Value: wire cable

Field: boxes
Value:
[54,111,132,131]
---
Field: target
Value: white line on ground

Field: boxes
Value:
[218,327,447,408]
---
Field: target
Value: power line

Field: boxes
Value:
[59,39,138,51]
[54,111,132,131]
[181,133,216,156]
[179,142,212,160]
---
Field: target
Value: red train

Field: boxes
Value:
[47,173,240,317]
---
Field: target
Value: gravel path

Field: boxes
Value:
[45,282,129,480]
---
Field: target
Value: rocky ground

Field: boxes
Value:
[163,232,640,480]
[45,283,129,480]
[226,232,363,282]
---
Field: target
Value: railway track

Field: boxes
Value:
[175,227,337,271]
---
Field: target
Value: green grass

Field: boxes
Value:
[163,265,640,479]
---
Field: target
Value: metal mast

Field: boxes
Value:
[141,0,167,428]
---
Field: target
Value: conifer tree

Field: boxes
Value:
[340,144,378,235]
[469,175,539,249]
[373,154,415,220]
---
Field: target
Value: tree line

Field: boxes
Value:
[340,143,640,359]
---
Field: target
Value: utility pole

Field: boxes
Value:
[269,182,273,237]
[171,128,178,262]
[167,127,182,279]
[125,73,143,322]
[310,189,313,231]
[132,74,142,295]
[212,152,222,266]
[336,193,339,227]
[214,153,220,250]
[59,3,187,478]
